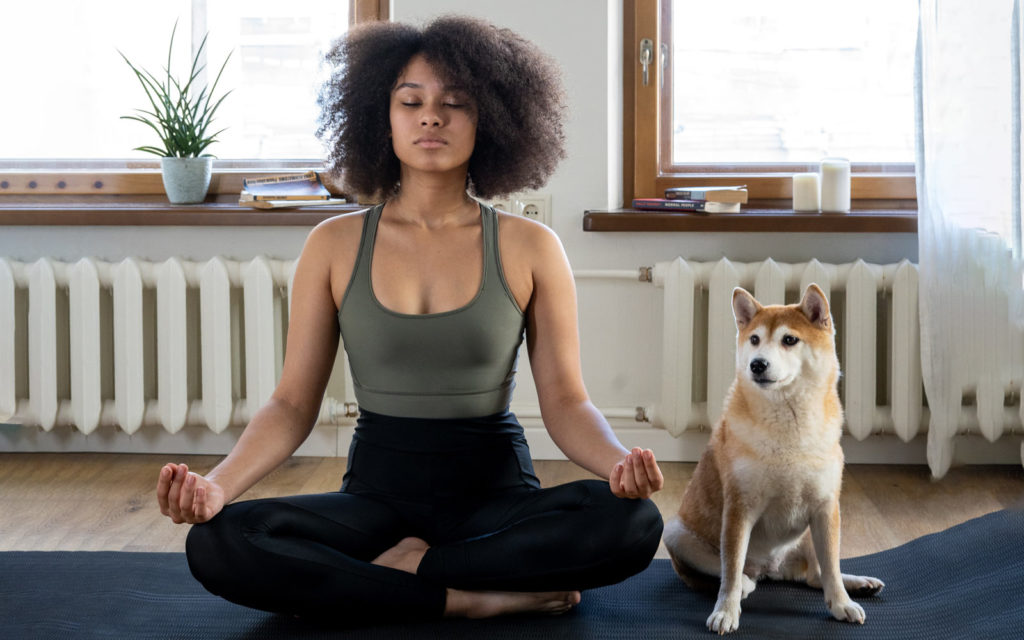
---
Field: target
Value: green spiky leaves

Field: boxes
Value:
[119,21,232,158]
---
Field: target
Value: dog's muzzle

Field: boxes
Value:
[749,358,773,385]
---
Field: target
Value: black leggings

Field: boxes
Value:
[185,410,664,622]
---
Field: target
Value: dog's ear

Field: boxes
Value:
[732,287,761,329]
[799,283,831,329]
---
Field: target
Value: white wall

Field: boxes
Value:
[390,0,919,440]
[2,0,929,461]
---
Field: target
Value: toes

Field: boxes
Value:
[844,574,885,597]
[542,592,581,616]
[829,598,866,624]
[707,606,741,634]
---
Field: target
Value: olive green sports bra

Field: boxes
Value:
[338,202,526,419]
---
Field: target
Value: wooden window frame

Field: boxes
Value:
[624,0,916,211]
[0,1,388,200]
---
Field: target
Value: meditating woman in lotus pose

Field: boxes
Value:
[155,15,664,623]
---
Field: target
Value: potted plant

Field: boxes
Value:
[120,22,232,204]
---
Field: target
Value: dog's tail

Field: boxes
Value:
[663,516,720,593]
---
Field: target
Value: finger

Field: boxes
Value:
[156,465,174,515]
[630,448,651,497]
[193,485,207,522]
[642,449,665,492]
[621,454,640,498]
[609,462,625,498]
[166,464,188,522]
[179,472,197,522]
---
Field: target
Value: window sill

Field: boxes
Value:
[0,199,365,226]
[583,208,917,233]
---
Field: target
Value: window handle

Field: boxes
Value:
[640,38,653,86]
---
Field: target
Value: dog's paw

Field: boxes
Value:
[842,574,885,597]
[827,597,866,624]
[707,604,741,634]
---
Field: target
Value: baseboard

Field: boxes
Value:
[0,422,342,457]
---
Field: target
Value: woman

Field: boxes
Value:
[157,16,665,623]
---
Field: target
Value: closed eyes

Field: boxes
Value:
[400,101,466,108]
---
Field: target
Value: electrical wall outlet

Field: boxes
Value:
[481,193,551,226]
[513,193,551,226]
[488,196,514,213]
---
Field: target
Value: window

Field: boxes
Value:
[0,0,385,164]
[626,0,917,205]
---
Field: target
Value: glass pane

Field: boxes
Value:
[0,0,348,160]
[204,0,349,159]
[669,0,917,165]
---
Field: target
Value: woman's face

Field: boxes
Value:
[389,54,478,178]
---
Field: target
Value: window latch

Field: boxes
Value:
[640,38,653,86]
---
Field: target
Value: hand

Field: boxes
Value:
[156,463,225,524]
[609,447,664,499]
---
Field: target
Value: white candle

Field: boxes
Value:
[820,157,851,213]
[792,173,820,212]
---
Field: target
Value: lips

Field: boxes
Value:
[414,136,447,148]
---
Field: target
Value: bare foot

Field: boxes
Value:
[372,537,430,574]
[374,538,581,618]
[445,589,582,619]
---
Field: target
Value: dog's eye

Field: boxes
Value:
[749,335,760,346]
[782,335,799,346]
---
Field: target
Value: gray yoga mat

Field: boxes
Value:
[1,509,1022,639]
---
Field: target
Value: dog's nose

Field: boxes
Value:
[750,358,769,375]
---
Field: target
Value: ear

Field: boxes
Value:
[799,283,831,329]
[732,287,761,330]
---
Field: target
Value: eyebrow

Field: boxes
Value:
[392,82,469,93]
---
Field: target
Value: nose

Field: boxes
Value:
[750,358,769,376]
[421,106,442,127]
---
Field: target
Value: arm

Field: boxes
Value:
[158,218,351,523]
[523,223,663,499]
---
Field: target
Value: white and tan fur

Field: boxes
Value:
[663,284,884,634]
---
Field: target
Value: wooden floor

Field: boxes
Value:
[1,453,1021,559]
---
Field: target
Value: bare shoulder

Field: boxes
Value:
[495,211,566,267]
[299,209,369,308]
[305,209,367,255]
[494,211,567,312]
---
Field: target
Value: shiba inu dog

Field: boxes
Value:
[663,284,884,634]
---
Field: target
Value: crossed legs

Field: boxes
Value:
[186,480,662,623]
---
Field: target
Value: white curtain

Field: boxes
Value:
[916,0,1024,476]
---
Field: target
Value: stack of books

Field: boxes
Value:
[239,171,347,209]
[631,185,748,214]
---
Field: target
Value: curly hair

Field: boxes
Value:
[317,16,566,200]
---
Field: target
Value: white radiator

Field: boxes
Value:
[2,255,1021,473]
[650,257,1024,475]
[0,256,352,435]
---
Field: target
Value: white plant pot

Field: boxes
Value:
[160,157,213,204]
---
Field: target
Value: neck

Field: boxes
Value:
[730,374,840,435]
[388,168,475,228]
